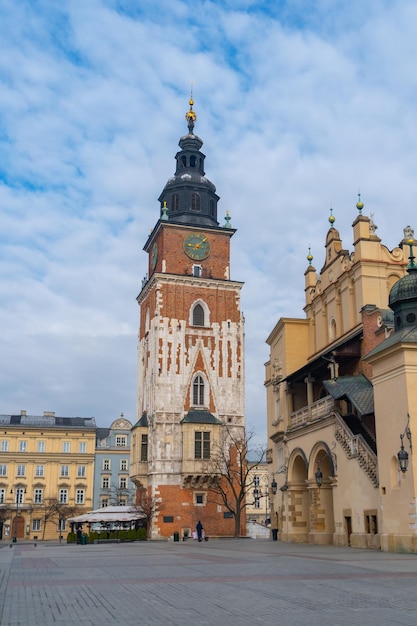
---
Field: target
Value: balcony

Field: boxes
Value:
[289,395,334,429]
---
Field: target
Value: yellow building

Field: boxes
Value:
[265,200,417,552]
[246,460,271,526]
[0,410,96,541]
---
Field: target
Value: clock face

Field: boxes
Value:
[183,233,211,261]
[150,242,158,269]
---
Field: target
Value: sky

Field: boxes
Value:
[1,0,417,445]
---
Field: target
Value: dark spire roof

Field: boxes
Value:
[157,96,220,228]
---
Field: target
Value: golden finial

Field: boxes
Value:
[356,192,364,214]
[185,83,197,133]
[328,207,335,225]
[307,247,313,266]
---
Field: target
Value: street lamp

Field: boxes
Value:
[10,486,26,542]
[315,463,323,488]
[397,419,412,476]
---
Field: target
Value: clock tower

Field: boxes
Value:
[131,97,245,539]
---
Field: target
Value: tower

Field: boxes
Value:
[130,97,245,539]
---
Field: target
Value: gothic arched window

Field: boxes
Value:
[193,375,204,406]
[192,303,204,326]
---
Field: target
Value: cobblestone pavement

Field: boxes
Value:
[1,539,417,625]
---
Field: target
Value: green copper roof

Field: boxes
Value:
[181,410,222,424]
[323,375,374,416]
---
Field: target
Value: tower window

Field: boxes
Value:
[209,199,215,216]
[181,155,186,167]
[191,193,200,211]
[193,265,202,278]
[193,375,205,406]
[192,303,204,326]
[141,434,148,462]
[172,194,179,212]
[190,155,196,167]
[195,431,210,459]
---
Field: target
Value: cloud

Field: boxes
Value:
[1,0,417,445]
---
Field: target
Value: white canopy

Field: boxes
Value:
[68,505,145,524]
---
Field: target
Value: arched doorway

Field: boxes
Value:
[309,445,335,544]
[285,450,309,543]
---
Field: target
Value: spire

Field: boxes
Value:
[185,86,197,135]
[157,93,220,228]
[405,228,417,271]
[356,193,364,215]
[328,208,335,226]
[307,247,313,266]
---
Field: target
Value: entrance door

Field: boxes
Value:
[345,516,352,546]
[12,515,25,539]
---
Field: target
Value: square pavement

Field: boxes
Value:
[1,539,417,625]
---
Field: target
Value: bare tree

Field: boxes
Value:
[39,498,80,540]
[132,490,163,539]
[204,428,265,537]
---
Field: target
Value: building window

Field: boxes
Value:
[192,303,204,326]
[192,265,202,278]
[60,465,69,477]
[171,193,179,212]
[365,511,378,534]
[209,199,215,216]
[141,435,148,462]
[193,375,205,406]
[15,488,25,504]
[32,519,41,532]
[77,466,86,478]
[191,192,201,211]
[37,441,45,452]
[35,465,44,477]
[190,155,196,167]
[102,477,110,489]
[103,459,111,471]
[115,435,127,447]
[119,477,127,489]
[19,441,27,452]
[34,489,43,504]
[120,459,128,471]
[62,442,70,453]
[79,442,86,453]
[76,490,85,505]
[195,431,210,459]
[101,498,109,508]
[59,490,68,504]
[0,465,7,476]
[1,440,9,452]
[17,465,26,477]
[0,488,5,504]
[58,519,67,532]
[195,493,206,505]
[253,475,260,487]
[119,498,127,506]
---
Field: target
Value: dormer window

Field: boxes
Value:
[191,193,200,211]
[171,194,179,212]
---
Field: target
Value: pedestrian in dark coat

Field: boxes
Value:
[196,520,203,542]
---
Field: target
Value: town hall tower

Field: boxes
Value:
[130,98,245,539]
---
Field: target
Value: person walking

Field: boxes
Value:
[196,520,203,542]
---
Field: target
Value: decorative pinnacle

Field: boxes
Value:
[161,201,169,221]
[224,210,232,229]
[328,208,335,225]
[356,192,364,214]
[307,247,313,266]
[407,237,417,271]
[185,86,197,134]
